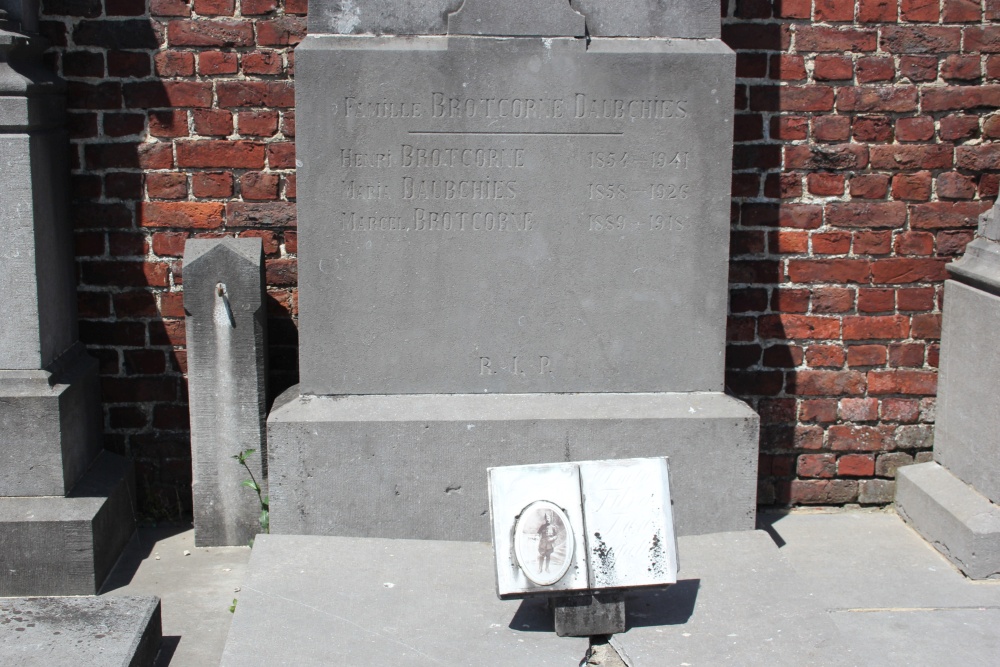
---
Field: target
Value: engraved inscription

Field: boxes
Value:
[480,356,553,376]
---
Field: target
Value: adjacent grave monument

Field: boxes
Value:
[267,0,758,541]
[896,200,1000,579]
[0,0,136,596]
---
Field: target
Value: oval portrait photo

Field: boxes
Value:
[513,500,574,586]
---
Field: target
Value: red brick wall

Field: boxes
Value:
[35,0,997,516]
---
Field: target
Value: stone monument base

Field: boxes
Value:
[0,595,161,667]
[896,462,1000,580]
[220,532,851,666]
[0,452,137,596]
[267,390,758,540]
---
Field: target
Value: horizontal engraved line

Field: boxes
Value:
[408,131,624,136]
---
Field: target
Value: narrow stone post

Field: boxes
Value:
[184,238,268,546]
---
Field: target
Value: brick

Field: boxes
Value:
[922,85,1000,111]
[815,0,853,21]
[104,112,145,137]
[791,479,859,504]
[750,85,834,112]
[858,287,897,313]
[828,424,892,451]
[875,452,915,478]
[785,144,868,170]
[895,116,934,142]
[148,109,187,138]
[63,50,105,78]
[771,288,810,313]
[762,344,804,368]
[242,0,277,13]
[986,114,1000,139]
[798,454,836,479]
[85,142,173,170]
[80,260,170,288]
[256,17,306,47]
[66,81,122,110]
[109,51,151,78]
[910,202,986,229]
[858,0,897,22]
[71,202,134,229]
[805,345,846,368]
[899,55,938,82]
[937,172,977,199]
[897,287,935,311]
[807,173,844,196]
[854,230,892,255]
[843,315,910,340]
[167,19,253,47]
[771,115,808,140]
[239,230,281,255]
[811,115,851,142]
[107,230,146,255]
[732,173,761,197]
[849,174,890,199]
[146,172,188,199]
[942,55,981,82]
[769,54,807,81]
[124,81,213,108]
[154,51,194,77]
[956,145,1000,171]
[838,454,875,477]
[759,314,841,340]
[881,26,961,54]
[813,55,853,80]
[775,0,810,18]
[881,400,921,424]
[795,26,877,52]
[852,115,893,142]
[867,370,937,395]
[911,313,942,339]
[105,0,146,15]
[176,140,265,168]
[856,57,895,84]
[990,55,1000,80]
[193,108,233,136]
[812,286,855,313]
[267,142,296,168]
[731,230,766,255]
[216,81,295,108]
[826,202,907,228]
[722,23,792,51]
[150,0,191,16]
[763,173,802,199]
[198,50,239,75]
[243,51,283,76]
[226,202,296,227]
[871,257,948,283]
[237,110,279,137]
[193,0,235,16]
[889,342,926,367]
[139,202,225,228]
[812,231,851,254]
[788,258,871,283]
[768,230,808,254]
[801,398,839,422]
[939,114,979,141]
[891,171,932,202]
[266,258,297,286]
[74,20,162,49]
[847,344,887,367]
[869,145,953,170]
[240,172,280,200]
[894,231,935,255]
[901,0,939,21]
[152,231,189,257]
[965,27,1000,53]
[790,370,866,396]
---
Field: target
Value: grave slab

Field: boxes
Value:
[0,595,161,667]
[183,238,268,547]
[0,452,137,596]
[268,390,758,540]
[896,462,1000,580]
[221,531,851,666]
[296,36,734,396]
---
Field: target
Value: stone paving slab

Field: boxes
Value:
[0,595,160,667]
[614,531,854,666]
[222,531,851,666]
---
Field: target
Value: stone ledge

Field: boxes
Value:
[896,461,1000,580]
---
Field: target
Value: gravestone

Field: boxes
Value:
[0,0,136,595]
[184,238,268,547]
[268,0,757,541]
[896,200,1000,580]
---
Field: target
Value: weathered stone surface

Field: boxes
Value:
[859,478,895,504]
[934,280,1000,505]
[0,452,136,596]
[184,238,267,547]
[448,0,584,36]
[0,595,160,667]
[0,131,76,370]
[897,462,1000,580]
[296,36,734,395]
[268,390,758,541]
[307,0,719,38]
[0,344,102,496]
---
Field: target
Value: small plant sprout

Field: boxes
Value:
[233,448,269,546]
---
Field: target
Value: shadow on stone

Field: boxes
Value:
[507,597,556,633]
[624,579,700,629]
[153,635,181,667]
[100,522,193,594]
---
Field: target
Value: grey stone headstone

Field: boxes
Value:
[448,0,585,36]
[307,0,719,39]
[184,238,268,547]
[296,35,734,395]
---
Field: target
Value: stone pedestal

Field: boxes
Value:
[184,238,268,547]
[271,0,756,541]
[896,203,1000,580]
[0,6,135,595]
